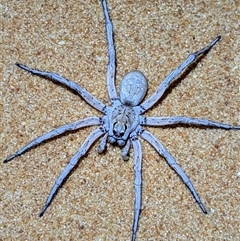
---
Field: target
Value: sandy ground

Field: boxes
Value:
[1,0,239,240]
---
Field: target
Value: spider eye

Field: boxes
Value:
[113,129,125,137]
[113,122,126,137]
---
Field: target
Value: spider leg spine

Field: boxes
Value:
[39,127,106,217]
[16,63,107,113]
[3,117,102,163]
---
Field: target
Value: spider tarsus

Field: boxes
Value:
[39,206,47,217]
[207,35,221,49]
[214,35,221,43]
[206,35,221,51]
[16,62,24,68]
[3,154,16,163]
[16,62,30,72]
[199,203,207,214]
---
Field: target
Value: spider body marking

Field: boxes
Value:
[3,0,240,240]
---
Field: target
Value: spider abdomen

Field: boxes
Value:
[120,71,148,106]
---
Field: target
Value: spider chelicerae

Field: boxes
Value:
[4,0,240,240]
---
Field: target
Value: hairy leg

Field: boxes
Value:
[101,0,118,101]
[39,127,105,216]
[16,63,106,113]
[140,129,207,214]
[4,117,102,163]
[141,116,240,129]
[131,136,143,241]
[140,36,221,112]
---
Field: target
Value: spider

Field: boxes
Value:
[4,0,240,240]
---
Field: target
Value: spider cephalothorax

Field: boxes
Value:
[3,0,239,240]
[108,103,139,145]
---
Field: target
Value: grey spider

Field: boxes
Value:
[3,0,240,240]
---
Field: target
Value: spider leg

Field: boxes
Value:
[140,129,207,214]
[121,139,131,161]
[3,117,101,163]
[140,36,221,113]
[142,116,240,129]
[97,132,108,153]
[39,127,105,217]
[16,63,107,113]
[131,136,143,241]
[101,0,118,101]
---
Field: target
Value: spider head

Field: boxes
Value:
[108,104,139,146]
[120,71,148,106]
[108,119,128,146]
